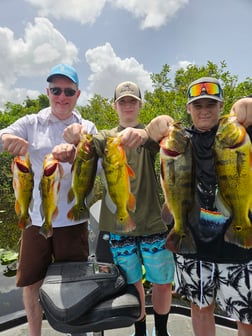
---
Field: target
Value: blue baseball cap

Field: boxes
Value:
[47,64,79,87]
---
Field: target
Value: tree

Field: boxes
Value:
[1,61,252,251]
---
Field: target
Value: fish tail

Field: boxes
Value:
[67,205,89,221]
[165,227,196,254]
[18,215,32,230]
[39,222,53,239]
[224,217,252,248]
[115,215,136,233]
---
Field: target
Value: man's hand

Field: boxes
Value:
[119,128,148,148]
[230,97,252,128]
[63,123,87,145]
[1,134,29,156]
[146,115,174,142]
[52,143,76,164]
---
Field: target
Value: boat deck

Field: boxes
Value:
[0,309,237,336]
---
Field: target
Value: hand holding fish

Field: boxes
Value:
[52,143,76,164]
[2,134,29,156]
[145,115,174,142]
[63,123,87,145]
[119,127,148,148]
[230,97,252,128]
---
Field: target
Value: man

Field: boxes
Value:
[144,77,252,336]
[0,63,97,336]
[63,81,175,336]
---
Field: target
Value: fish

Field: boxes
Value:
[39,153,64,238]
[102,136,136,232]
[67,134,98,221]
[11,153,34,229]
[214,114,252,248]
[160,122,197,253]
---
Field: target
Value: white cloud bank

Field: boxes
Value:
[25,0,188,29]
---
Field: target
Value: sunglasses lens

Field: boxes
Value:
[50,87,62,96]
[64,88,76,97]
[49,87,77,97]
[189,82,220,97]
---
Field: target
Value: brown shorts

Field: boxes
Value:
[16,223,89,287]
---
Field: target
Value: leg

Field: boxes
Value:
[191,302,215,336]
[152,283,173,336]
[141,233,175,336]
[134,278,146,320]
[23,279,44,336]
[152,283,172,314]
[237,321,252,336]
[216,262,252,336]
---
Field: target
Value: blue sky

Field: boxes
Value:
[0,0,251,109]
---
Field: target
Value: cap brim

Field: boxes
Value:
[187,95,224,105]
[115,93,141,103]
[47,73,77,84]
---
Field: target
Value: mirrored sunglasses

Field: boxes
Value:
[188,82,221,98]
[49,87,77,97]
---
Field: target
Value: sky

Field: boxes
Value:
[0,0,251,109]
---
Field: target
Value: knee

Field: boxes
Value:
[152,283,172,293]
[191,302,215,317]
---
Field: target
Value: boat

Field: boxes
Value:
[0,201,237,335]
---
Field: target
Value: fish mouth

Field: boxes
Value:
[16,161,30,173]
[161,148,180,157]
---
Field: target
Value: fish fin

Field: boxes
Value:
[67,205,89,221]
[15,201,21,216]
[39,204,45,219]
[39,224,53,239]
[127,192,136,212]
[52,207,59,221]
[224,218,252,248]
[115,215,136,233]
[18,215,32,230]
[165,227,197,254]
[126,164,135,179]
[161,203,174,226]
[67,188,75,203]
[215,191,231,217]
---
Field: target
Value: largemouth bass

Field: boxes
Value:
[214,115,252,248]
[67,134,98,221]
[11,153,34,229]
[39,153,64,238]
[102,136,136,232]
[160,122,196,253]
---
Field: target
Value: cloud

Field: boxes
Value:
[0,17,79,109]
[113,0,189,29]
[80,42,153,104]
[25,0,188,29]
[25,0,107,24]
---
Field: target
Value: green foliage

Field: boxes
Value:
[1,61,252,250]
[77,94,117,130]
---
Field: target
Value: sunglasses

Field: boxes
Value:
[188,82,221,98]
[49,87,77,97]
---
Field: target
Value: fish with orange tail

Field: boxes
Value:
[67,134,98,221]
[39,153,64,238]
[214,115,252,248]
[160,122,197,254]
[11,153,34,229]
[102,136,136,232]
